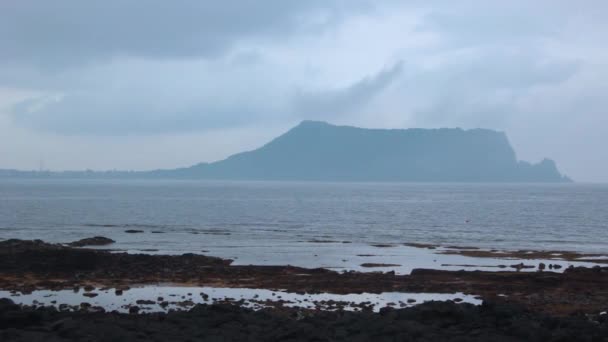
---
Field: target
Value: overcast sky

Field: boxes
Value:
[1,1,607,181]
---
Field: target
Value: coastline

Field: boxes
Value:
[1,239,607,316]
[1,238,607,339]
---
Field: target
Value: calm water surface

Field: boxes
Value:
[1,180,606,260]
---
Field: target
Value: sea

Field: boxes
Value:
[1,179,607,274]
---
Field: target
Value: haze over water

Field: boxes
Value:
[1,179,606,256]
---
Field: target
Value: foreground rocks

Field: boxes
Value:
[68,236,115,247]
[1,298,607,341]
[1,239,608,316]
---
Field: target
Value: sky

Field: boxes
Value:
[1,1,607,182]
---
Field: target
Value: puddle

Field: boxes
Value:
[0,286,482,313]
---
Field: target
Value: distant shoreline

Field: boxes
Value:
[0,171,574,183]
[0,122,574,182]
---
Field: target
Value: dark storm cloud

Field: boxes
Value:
[0,0,367,68]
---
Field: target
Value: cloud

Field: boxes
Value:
[0,0,368,69]
[8,57,294,135]
[1,1,608,180]
[402,48,580,128]
[9,60,405,135]
[291,62,403,119]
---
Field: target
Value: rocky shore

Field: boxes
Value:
[2,239,608,316]
[1,298,607,341]
[1,238,608,340]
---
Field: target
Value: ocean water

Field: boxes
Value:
[0,179,607,272]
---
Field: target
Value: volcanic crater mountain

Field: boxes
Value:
[161,121,569,182]
[1,121,569,182]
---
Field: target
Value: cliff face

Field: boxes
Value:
[183,121,569,182]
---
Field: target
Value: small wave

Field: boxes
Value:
[185,228,232,236]
[83,224,121,228]
[83,223,182,230]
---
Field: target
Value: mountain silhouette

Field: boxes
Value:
[160,121,569,182]
[0,121,570,182]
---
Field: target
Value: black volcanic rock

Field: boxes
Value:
[1,300,607,341]
[175,121,569,182]
[68,237,115,247]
